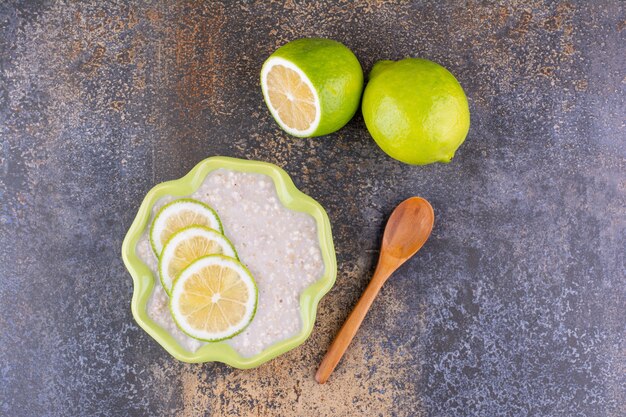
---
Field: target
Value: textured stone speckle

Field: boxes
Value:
[1,1,625,416]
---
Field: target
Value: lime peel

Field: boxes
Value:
[362,58,470,165]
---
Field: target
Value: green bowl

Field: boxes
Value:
[121,156,337,368]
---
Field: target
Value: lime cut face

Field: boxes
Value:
[261,57,321,136]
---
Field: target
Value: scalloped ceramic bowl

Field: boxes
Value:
[121,156,336,368]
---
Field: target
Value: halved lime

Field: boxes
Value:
[170,255,257,342]
[158,226,237,295]
[260,38,363,137]
[150,199,222,256]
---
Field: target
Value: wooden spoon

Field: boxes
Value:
[315,197,434,384]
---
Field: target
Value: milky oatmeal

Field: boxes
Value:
[136,169,325,357]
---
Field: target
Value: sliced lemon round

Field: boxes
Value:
[170,255,257,342]
[150,199,222,256]
[158,226,237,295]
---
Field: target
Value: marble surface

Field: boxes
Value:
[1,1,624,416]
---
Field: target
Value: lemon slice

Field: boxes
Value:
[159,226,237,295]
[170,255,257,342]
[261,57,321,137]
[150,199,222,256]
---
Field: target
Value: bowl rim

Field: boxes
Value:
[121,156,337,368]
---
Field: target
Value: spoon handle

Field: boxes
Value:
[315,261,395,384]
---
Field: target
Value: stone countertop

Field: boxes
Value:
[1,1,624,416]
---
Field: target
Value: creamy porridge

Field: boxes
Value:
[136,169,325,357]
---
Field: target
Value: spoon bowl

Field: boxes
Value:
[380,197,435,268]
[315,197,434,384]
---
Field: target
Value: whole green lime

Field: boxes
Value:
[362,58,470,164]
[261,38,363,137]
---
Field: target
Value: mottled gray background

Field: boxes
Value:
[1,1,625,416]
